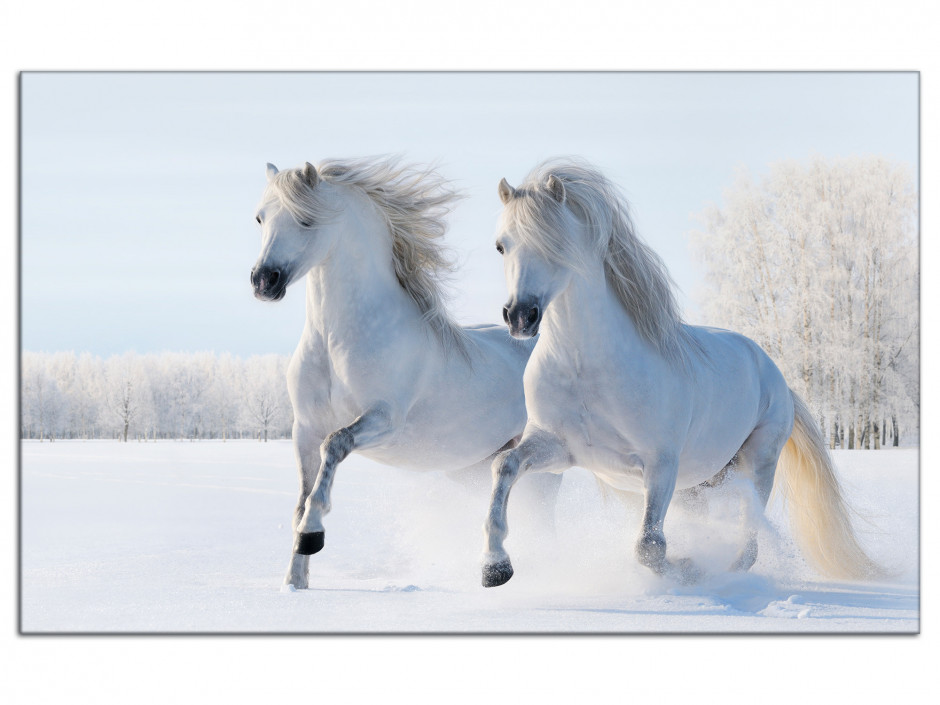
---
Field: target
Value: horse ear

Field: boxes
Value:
[498,177,516,204]
[546,174,566,204]
[302,162,319,188]
[266,163,279,181]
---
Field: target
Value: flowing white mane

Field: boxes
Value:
[503,157,700,365]
[269,157,470,357]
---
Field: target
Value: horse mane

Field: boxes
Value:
[270,156,471,358]
[504,157,701,366]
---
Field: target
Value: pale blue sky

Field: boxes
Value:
[20,72,918,357]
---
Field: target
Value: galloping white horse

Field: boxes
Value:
[250,157,559,589]
[482,158,879,587]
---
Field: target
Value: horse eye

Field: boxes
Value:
[495,242,504,255]
[299,220,312,228]
[255,215,261,224]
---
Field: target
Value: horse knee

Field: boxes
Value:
[492,449,521,483]
[320,427,354,463]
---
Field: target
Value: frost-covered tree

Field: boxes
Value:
[690,155,918,448]
[208,353,243,441]
[156,352,215,439]
[70,352,104,439]
[241,355,290,442]
[104,353,150,442]
[21,356,64,441]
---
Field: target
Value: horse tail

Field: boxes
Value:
[773,390,881,580]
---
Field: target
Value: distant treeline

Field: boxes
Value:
[21,351,292,442]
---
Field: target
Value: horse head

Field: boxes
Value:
[251,161,334,301]
[494,174,579,338]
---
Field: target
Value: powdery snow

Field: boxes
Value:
[20,440,917,633]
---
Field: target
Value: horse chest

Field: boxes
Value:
[290,332,366,424]
[529,361,641,452]
[526,342,685,480]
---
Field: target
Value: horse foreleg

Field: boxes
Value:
[283,421,323,590]
[482,430,569,588]
[294,405,396,557]
[635,454,680,577]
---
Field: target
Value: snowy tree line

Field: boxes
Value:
[691,155,918,449]
[21,351,293,442]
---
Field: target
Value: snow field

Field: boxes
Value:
[20,440,918,633]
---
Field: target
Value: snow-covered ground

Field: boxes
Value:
[20,440,917,633]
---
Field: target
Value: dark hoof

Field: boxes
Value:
[294,531,325,555]
[482,559,514,588]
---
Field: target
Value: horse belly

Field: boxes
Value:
[368,329,530,471]
[357,443,458,471]
[307,325,530,472]
[529,362,734,493]
[361,375,529,472]
[358,401,521,472]
[569,441,648,494]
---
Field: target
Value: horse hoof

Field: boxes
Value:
[482,559,514,588]
[294,531,325,555]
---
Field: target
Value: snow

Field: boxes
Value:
[20,440,917,633]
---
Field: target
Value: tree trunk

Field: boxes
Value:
[892,415,900,447]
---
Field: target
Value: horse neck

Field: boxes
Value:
[304,196,411,332]
[541,263,642,353]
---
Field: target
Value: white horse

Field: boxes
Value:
[250,157,560,589]
[481,158,879,587]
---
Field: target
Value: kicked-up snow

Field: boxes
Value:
[20,440,918,633]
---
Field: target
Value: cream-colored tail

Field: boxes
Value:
[773,391,881,580]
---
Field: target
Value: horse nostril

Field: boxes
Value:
[269,269,280,286]
[526,306,540,326]
[502,306,510,324]
[250,268,258,286]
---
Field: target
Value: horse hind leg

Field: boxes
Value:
[728,423,789,573]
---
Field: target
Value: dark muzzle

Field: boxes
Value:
[503,299,541,338]
[251,265,286,301]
